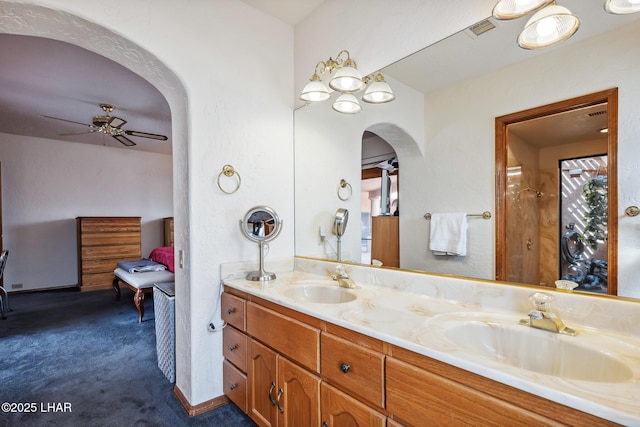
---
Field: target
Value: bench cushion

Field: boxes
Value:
[114,268,175,290]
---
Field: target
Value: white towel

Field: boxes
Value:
[429,212,468,256]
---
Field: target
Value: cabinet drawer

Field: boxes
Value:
[81,244,141,260]
[321,333,385,409]
[321,382,386,427]
[223,325,248,372]
[80,232,142,247]
[386,357,554,427]
[246,302,320,373]
[223,360,247,413]
[221,292,246,331]
[78,217,141,233]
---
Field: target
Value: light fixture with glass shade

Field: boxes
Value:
[332,94,362,114]
[604,0,640,14]
[299,49,395,114]
[362,72,396,104]
[492,0,554,19]
[517,3,580,49]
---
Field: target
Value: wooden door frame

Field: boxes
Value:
[495,88,618,295]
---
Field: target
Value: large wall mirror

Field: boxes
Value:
[294,0,640,300]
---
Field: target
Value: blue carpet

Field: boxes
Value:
[0,288,256,427]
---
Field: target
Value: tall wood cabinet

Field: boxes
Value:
[76,216,141,291]
[163,217,174,247]
[371,216,399,267]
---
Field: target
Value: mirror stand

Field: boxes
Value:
[246,241,276,281]
[240,205,283,282]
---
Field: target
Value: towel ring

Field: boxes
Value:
[337,179,352,201]
[217,164,241,194]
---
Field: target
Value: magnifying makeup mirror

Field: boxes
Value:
[332,208,349,261]
[240,206,282,281]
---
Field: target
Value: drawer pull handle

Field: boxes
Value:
[228,344,237,351]
[229,383,237,390]
[227,307,236,315]
[277,388,284,414]
[340,363,351,373]
[323,423,329,427]
[269,381,276,406]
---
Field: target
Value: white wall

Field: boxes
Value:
[0,132,172,291]
[1,0,294,408]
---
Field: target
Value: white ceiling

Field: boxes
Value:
[238,0,325,25]
[0,33,172,154]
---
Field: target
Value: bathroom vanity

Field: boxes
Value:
[221,257,639,426]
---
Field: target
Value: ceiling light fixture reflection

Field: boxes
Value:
[517,3,580,49]
[604,0,640,14]
[299,49,395,114]
[492,0,554,19]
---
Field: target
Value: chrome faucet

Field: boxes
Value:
[519,292,577,336]
[331,265,356,289]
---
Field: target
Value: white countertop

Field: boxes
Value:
[223,266,640,426]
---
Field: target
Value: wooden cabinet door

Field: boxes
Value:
[278,356,320,427]
[371,216,399,267]
[249,339,278,427]
[320,383,385,427]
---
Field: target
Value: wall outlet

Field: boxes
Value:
[12,283,23,289]
[319,226,327,243]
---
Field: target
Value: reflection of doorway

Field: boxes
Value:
[495,88,618,295]
[361,131,399,266]
[559,156,608,293]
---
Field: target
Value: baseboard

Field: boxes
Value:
[173,384,230,417]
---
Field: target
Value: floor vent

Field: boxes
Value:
[588,110,607,117]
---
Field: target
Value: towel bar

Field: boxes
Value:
[424,211,492,220]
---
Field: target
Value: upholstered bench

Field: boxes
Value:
[113,268,175,322]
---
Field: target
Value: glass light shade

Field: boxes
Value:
[362,80,396,104]
[299,80,330,102]
[332,93,362,114]
[492,0,554,19]
[517,5,580,50]
[329,66,365,93]
[604,0,640,14]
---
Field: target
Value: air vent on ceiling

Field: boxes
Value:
[464,19,496,39]
[588,110,607,117]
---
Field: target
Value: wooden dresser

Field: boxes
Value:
[163,217,174,247]
[76,216,142,292]
[371,216,399,267]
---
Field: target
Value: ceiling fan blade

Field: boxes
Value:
[108,116,127,129]
[113,134,137,147]
[59,130,96,136]
[124,130,168,141]
[43,115,91,127]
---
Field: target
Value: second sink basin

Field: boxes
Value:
[424,313,634,383]
[280,285,357,304]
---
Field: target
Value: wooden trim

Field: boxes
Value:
[173,384,230,417]
[495,88,618,295]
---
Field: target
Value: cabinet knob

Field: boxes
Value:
[323,422,329,427]
[340,363,351,373]
[229,383,236,390]
[228,344,237,351]
[227,307,236,315]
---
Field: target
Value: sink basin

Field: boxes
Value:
[428,314,634,383]
[280,285,357,304]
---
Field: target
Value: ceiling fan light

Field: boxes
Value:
[362,80,395,104]
[332,93,362,114]
[300,80,330,102]
[329,64,365,93]
[517,5,580,49]
[604,0,640,14]
[492,0,554,19]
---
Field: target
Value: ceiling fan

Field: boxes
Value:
[44,103,168,147]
